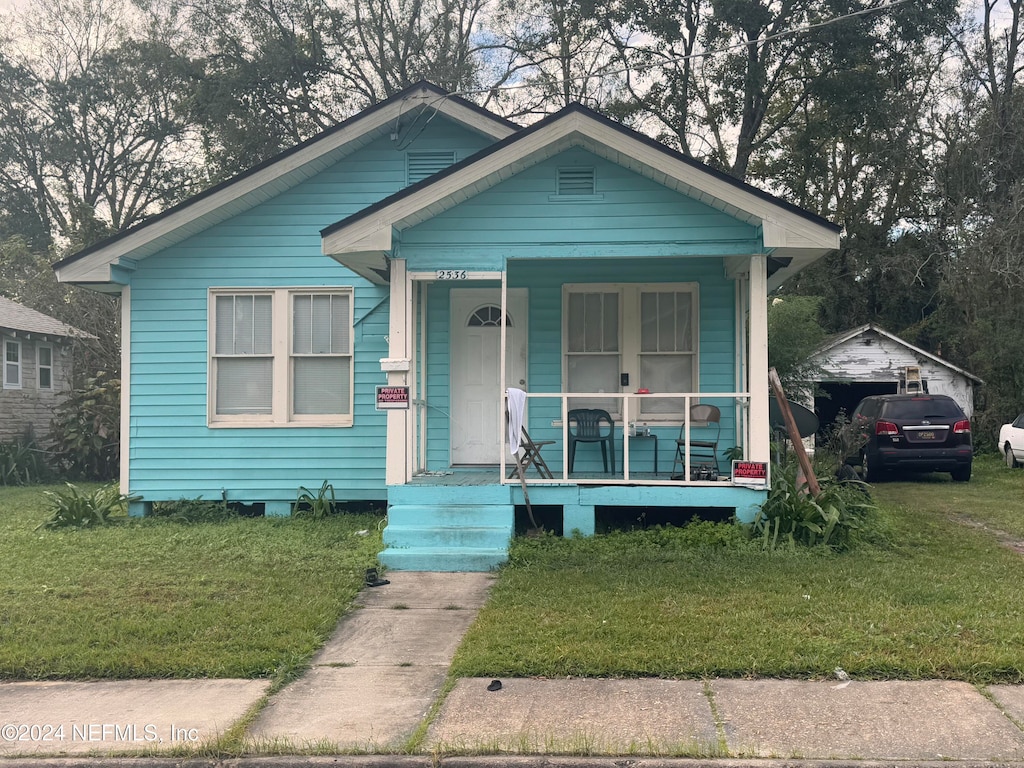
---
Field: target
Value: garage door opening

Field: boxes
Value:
[815,381,898,442]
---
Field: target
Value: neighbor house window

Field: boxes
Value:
[3,339,21,389]
[209,288,353,427]
[563,283,698,419]
[37,345,53,390]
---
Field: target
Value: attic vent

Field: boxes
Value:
[407,151,456,185]
[557,166,596,196]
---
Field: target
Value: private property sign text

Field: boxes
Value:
[375,386,410,410]
[732,460,768,487]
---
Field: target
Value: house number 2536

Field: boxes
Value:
[436,270,467,280]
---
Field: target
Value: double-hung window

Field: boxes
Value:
[3,339,21,389]
[209,288,353,426]
[563,283,698,419]
[38,345,53,390]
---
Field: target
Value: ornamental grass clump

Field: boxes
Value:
[753,462,875,551]
[37,482,136,530]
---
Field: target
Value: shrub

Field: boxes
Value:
[37,482,137,530]
[48,371,120,480]
[753,462,875,551]
[0,436,52,486]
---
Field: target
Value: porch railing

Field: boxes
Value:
[502,391,750,486]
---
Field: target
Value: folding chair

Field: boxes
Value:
[671,403,721,480]
[509,428,554,479]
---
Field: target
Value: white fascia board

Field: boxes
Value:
[58,88,517,284]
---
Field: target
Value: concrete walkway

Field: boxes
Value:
[2,571,1024,763]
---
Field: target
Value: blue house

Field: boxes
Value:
[54,82,840,571]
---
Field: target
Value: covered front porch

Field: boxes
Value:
[319,104,840,570]
[371,256,774,571]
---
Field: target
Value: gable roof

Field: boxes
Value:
[0,296,94,340]
[810,323,983,384]
[52,82,519,291]
[321,104,842,289]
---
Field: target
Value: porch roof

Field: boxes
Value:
[321,105,842,289]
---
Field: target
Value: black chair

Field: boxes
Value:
[672,403,721,479]
[567,408,615,473]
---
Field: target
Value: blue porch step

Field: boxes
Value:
[379,503,514,572]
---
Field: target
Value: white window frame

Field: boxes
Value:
[3,338,21,390]
[562,282,699,421]
[208,287,354,428]
[37,344,54,390]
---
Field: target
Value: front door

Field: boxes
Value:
[450,288,528,464]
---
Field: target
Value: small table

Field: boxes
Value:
[628,433,659,474]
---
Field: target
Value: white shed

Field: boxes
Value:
[807,324,982,432]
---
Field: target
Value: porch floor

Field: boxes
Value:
[408,467,720,485]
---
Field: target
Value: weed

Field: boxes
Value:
[36,482,137,530]
[293,481,337,519]
[151,497,235,523]
[752,461,874,551]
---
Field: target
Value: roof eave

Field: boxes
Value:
[54,83,518,289]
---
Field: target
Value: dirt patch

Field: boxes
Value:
[952,515,1024,555]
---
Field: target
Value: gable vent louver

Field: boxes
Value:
[557,167,596,196]
[407,151,457,185]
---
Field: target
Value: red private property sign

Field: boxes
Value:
[732,460,769,487]
[375,385,410,410]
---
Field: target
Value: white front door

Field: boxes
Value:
[450,288,528,464]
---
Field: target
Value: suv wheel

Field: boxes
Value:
[862,452,884,483]
[951,464,972,482]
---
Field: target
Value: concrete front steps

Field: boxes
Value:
[380,485,515,572]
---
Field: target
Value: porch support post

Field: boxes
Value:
[386,258,410,485]
[747,254,771,463]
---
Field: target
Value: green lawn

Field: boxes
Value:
[450,454,1024,684]
[0,485,384,680]
[3,456,1023,684]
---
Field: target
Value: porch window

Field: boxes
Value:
[38,345,53,390]
[4,339,21,389]
[563,283,698,419]
[209,288,353,427]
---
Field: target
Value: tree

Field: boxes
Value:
[0,0,202,244]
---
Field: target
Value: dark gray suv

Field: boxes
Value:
[845,394,973,482]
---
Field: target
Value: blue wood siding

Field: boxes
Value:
[408,149,752,471]
[125,122,493,506]
[398,148,761,265]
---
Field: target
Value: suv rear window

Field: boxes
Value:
[880,398,964,419]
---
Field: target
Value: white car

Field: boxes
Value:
[998,413,1024,468]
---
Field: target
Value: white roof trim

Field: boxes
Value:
[323,110,841,270]
[55,85,517,287]
[811,323,983,384]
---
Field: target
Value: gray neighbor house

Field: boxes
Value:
[0,296,93,445]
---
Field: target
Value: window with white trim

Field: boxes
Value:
[209,288,353,426]
[3,339,21,389]
[38,344,53,390]
[563,283,698,419]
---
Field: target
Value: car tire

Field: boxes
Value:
[862,452,883,483]
[1006,445,1020,469]
[951,464,972,482]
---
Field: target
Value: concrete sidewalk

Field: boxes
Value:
[2,571,1024,763]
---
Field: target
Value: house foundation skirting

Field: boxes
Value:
[380,481,766,571]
